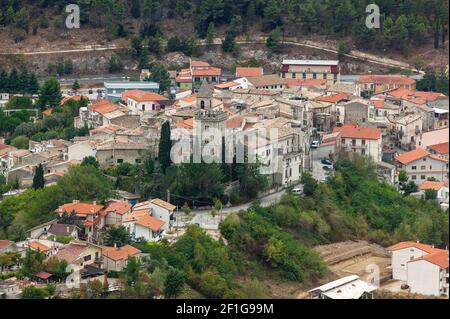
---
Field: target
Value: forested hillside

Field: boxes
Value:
[0,0,448,55]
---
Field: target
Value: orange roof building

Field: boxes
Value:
[121,90,168,103]
[333,124,381,140]
[428,142,449,156]
[55,201,104,217]
[102,245,141,262]
[235,67,264,78]
[315,92,350,104]
[395,148,431,165]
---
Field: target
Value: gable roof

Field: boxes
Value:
[135,214,166,232]
[388,241,444,255]
[419,180,447,191]
[48,223,78,236]
[395,148,430,165]
[235,67,264,78]
[54,241,100,264]
[410,250,449,269]
[247,74,286,87]
[150,198,176,211]
[102,245,141,261]
[428,142,449,155]
[315,92,350,103]
[88,100,121,115]
[105,200,132,216]
[122,90,168,103]
[0,240,14,251]
[55,202,104,216]
[333,125,381,140]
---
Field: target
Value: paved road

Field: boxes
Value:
[175,188,287,230]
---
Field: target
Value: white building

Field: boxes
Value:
[333,124,383,163]
[308,275,377,299]
[121,90,169,115]
[395,148,449,183]
[389,241,449,297]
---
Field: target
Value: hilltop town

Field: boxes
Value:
[0,56,448,299]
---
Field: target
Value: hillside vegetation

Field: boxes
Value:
[0,0,448,56]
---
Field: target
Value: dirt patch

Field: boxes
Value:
[314,240,391,283]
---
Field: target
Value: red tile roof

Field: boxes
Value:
[333,124,381,140]
[191,67,221,77]
[35,271,52,280]
[150,198,176,211]
[235,67,264,78]
[226,116,244,129]
[121,90,168,103]
[215,81,239,89]
[191,60,211,68]
[388,241,445,255]
[29,241,50,252]
[395,149,430,165]
[358,75,415,85]
[88,100,120,115]
[105,200,132,216]
[315,92,350,103]
[102,245,141,261]
[55,202,104,216]
[0,240,14,251]
[410,250,449,269]
[428,142,449,155]
[135,215,165,232]
[419,181,446,191]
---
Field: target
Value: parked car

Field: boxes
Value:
[292,188,303,195]
[310,140,320,148]
[322,166,331,171]
[321,159,333,165]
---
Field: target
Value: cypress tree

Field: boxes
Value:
[32,163,45,189]
[8,67,20,93]
[158,121,172,173]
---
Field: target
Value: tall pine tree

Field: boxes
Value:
[32,163,45,189]
[158,121,172,173]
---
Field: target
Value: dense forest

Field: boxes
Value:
[0,0,448,54]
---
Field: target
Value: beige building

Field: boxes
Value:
[280,60,340,84]
[102,245,141,271]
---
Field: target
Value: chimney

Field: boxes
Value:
[67,226,70,233]
[114,243,117,249]
[417,240,420,243]
[93,201,97,205]
[73,199,79,204]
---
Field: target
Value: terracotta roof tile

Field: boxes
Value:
[235,67,264,78]
[410,250,449,269]
[102,245,141,261]
[395,148,430,165]
[333,125,381,140]
[135,215,165,232]
[388,241,445,255]
[315,92,350,103]
[121,90,168,103]
[428,142,449,155]
[150,198,176,211]
[105,200,132,216]
[29,241,50,252]
[55,202,104,216]
[419,181,446,191]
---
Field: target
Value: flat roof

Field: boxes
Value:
[104,81,159,89]
[282,59,339,66]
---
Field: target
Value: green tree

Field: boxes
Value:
[266,27,282,53]
[158,121,172,173]
[72,81,81,91]
[104,226,132,247]
[32,164,45,189]
[424,189,438,201]
[37,77,62,109]
[222,31,236,53]
[301,172,318,197]
[164,267,184,298]
[81,156,99,169]
[337,41,349,61]
[10,135,29,149]
[206,22,216,47]
[125,256,140,286]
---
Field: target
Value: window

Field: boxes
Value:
[323,73,327,79]
[84,255,91,262]
[362,149,366,155]
[281,73,286,78]
[302,73,306,79]
[412,175,417,180]
[313,73,317,79]
[430,165,432,169]
[292,73,296,79]
[412,166,417,170]
[362,139,366,146]
[352,139,356,146]
[200,100,205,109]
[421,165,426,170]
[421,175,426,180]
